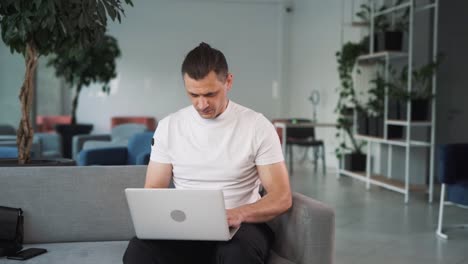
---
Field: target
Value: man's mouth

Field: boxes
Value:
[200,109,213,115]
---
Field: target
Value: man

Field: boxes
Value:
[123,42,292,264]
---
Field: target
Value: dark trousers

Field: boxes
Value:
[123,223,274,264]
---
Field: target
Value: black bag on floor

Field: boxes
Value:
[0,206,23,257]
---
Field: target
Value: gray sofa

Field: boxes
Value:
[0,166,334,264]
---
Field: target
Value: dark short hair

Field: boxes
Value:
[181,42,228,82]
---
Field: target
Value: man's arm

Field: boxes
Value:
[226,161,292,227]
[144,161,173,188]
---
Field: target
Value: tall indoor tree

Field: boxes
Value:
[0,0,133,164]
[48,34,121,125]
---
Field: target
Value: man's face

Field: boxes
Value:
[184,71,233,119]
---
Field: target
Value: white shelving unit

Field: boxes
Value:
[339,0,439,203]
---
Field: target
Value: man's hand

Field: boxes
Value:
[223,162,291,225]
[226,208,244,228]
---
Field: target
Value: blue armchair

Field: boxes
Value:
[436,143,468,239]
[0,147,18,158]
[72,123,150,160]
[78,132,153,166]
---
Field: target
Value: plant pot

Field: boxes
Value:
[357,111,369,135]
[55,124,93,159]
[0,158,76,166]
[388,98,400,120]
[399,99,430,121]
[387,125,404,139]
[368,116,384,138]
[341,107,354,117]
[411,99,430,121]
[344,153,367,172]
[375,31,403,52]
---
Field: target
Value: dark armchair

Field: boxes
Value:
[273,118,326,174]
[78,132,153,166]
[436,143,468,239]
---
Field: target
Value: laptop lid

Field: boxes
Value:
[125,188,239,241]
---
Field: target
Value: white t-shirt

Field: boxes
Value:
[150,101,284,209]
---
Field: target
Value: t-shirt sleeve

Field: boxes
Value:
[254,114,285,165]
[150,117,172,164]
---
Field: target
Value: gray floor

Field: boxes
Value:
[288,161,468,264]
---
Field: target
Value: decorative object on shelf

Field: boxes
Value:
[0,0,133,164]
[356,0,409,52]
[366,73,386,137]
[387,60,441,121]
[308,90,320,122]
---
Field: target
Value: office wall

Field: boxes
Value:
[77,0,284,133]
[436,1,468,144]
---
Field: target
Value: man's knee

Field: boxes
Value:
[123,237,153,264]
[214,240,264,264]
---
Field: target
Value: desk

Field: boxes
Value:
[273,122,337,154]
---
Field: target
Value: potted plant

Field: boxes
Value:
[388,61,440,121]
[335,41,367,171]
[356,0,409,52]
[365,73,386,137]
[0,0,133,164]
[48,35,121,159]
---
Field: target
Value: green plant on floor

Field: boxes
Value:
[335,41,367,158]
[48,35,121,125]
[0,0,133,164]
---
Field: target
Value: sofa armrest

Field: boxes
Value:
[78,147,128,166]
[72,134,111,160]
[268,192,335,264]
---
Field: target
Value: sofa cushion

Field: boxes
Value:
[0,241,295,264]
[0,241,127,264]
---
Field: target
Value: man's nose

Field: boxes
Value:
[197,97,209,110]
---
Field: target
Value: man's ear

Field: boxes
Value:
[225,73,233,92]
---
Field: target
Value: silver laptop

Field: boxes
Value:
[125,188,240,241]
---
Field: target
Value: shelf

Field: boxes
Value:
[350,21,370,27]
[339,169,367,183]
[357,51,408,63]
[373,2,411,17]
[386,120,432,127]
[371,2,436,17]
[355,134,431,147]
[339,169,427,194]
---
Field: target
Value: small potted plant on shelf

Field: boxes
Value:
[0,0,133,165]
[365,73,386,138]
[356,0,409,52]
[365,73,404,139]
[335,41,367,171]
[48,35,122,159]
[387,60,440,121]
